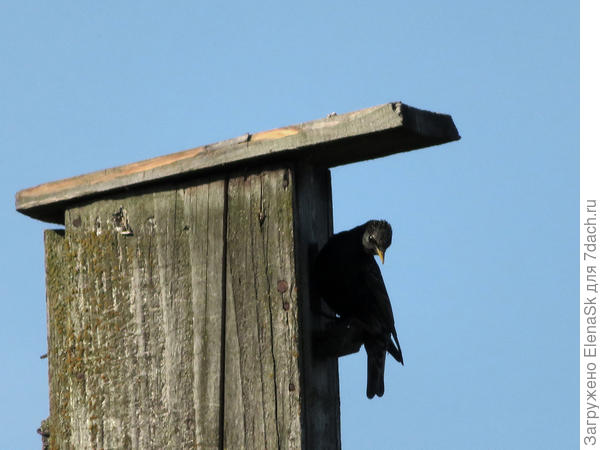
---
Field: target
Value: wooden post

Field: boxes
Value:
[17,102,459,449]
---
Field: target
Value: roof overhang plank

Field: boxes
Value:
[15,102,460,224]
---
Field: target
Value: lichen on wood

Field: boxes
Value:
[43,167,340,449]
[45,179,226,449]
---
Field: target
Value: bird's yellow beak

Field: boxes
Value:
[376,247,385,264]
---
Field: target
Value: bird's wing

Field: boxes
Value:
[362,260,394,326]
[362,260,403,361]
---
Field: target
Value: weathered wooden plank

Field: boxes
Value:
[182,180,226,449]
[292,165,341,449]
[44,179,226,449]
[224,168,302,449]
[44,229,75,449]
[16,102,460,224]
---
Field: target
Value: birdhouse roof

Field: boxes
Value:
[15,102,459,224]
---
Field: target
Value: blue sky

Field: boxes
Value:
[0,1,578,449]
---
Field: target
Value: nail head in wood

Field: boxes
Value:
[277,280,288,293]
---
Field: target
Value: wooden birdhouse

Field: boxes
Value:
[16,102,459,449]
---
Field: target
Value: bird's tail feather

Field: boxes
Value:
[366,347,386,399]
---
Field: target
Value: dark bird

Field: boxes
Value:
[315,220,403,398]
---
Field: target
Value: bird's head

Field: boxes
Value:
[361,220,392,264]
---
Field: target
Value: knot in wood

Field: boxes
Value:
[258,210,266,225]
[282,171,289,189]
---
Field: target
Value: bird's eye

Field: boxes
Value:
[368,235,376,243]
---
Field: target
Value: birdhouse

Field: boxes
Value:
[16,102,459,449]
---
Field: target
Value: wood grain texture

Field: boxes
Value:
[16,102,460,224]
[183,181,226,449]
[44,179,226,449]
[224,168,302,449]
[43,167,339,449]
[44,229,75,448]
